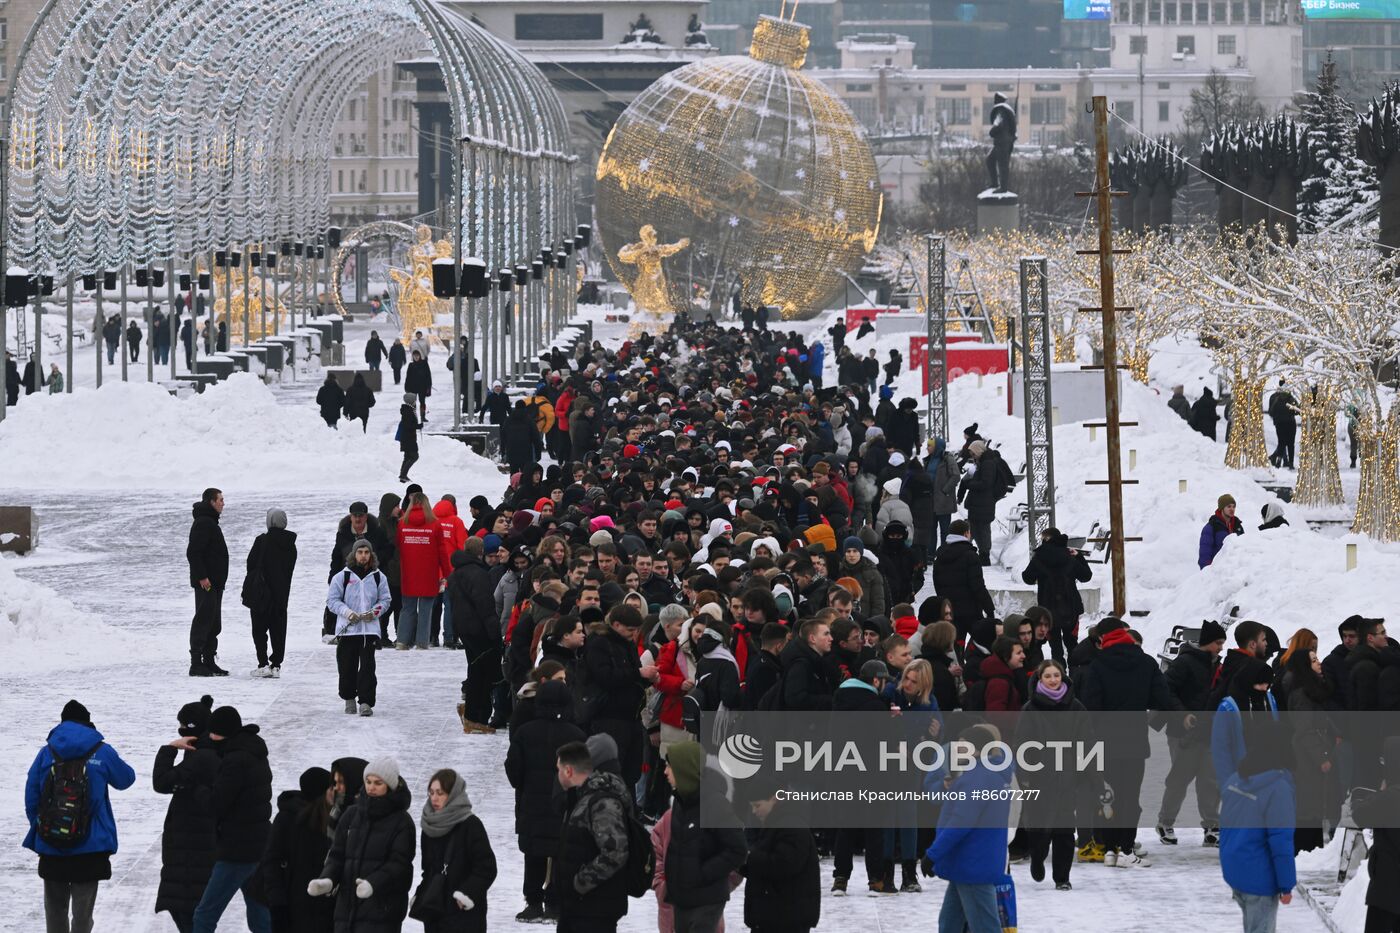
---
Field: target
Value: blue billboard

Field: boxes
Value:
[1064,0,1112,19]
[1301,0,1400,17]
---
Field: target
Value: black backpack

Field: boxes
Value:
[36,741,103,849]
[994,457,1017,499]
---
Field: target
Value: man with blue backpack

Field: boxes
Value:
[23,699,136,933]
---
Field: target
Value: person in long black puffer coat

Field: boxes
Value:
[309,757,415,933]
[504,680,586,922]
[331,757,368,833]
[741,786,820,933]
[343,373,376,434]
[318,374,346,429]
[263,767,336,933]
[416,769,497,933]
[503,401,538,476]
[153,695,219,933]
[1020,527,1093,661]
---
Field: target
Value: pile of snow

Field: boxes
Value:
[0,558,137,673]
[0,372,499,492]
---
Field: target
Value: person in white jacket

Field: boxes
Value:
[327,539,392,717]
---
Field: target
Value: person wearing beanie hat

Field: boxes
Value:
[192,703,273,932]
[245,505,298,680]
[875,477,913,536]
[1199,494,1243,568]
[25,701,136,933]
[263,766,337,932]
[328,534,392,715]
[154,697,220,931]
[840,534,887,618]
[662,741,747,926]
[1155,620,1227,847]
[364,757,402,791]
[585,733,622,776]
[398,388,421,483]
[310,754,415,926]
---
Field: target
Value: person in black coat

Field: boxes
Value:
[931,519,994,641]
[343,373,376,433]
[478,382,511,426]
[365,331,389,372]
[579,607,660,787]
[779,621,836,711]
[744,625,787,709]
[262,767,335,933]
[126,319,143,362]
[1352,736,1400,933]
[662,741,747,928]
[742,789,820,933]
[153,696,219,933]
[1156,623,1224,845]
[191,706,274,931]
[448,540,501,731]
[959,443,1009,565]
[504,680,586,922]
[885,398,919,455]
[417,769,497,933]
[4,352,20,405]
[398,394,420,483]
[1189,387,1220,440]
[503,400,538,475]
[310,758,416,933]
[1323,617,1361,710]
[330,757,368,833]
[317,374,346,428]
[21,355,45,394]
[388,339,407,384]
[878,521,924,607]
[1020,528,1093,660]
[187,488,230,677]
[1077,621,1182,860]
[405,350,432,420]
[245,508,298,677]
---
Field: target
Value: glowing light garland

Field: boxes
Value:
[5,0,576,347]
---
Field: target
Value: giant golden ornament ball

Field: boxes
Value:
[595,15,882,321]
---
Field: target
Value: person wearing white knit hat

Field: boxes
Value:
[308,756,415,924]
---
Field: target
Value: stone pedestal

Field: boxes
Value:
[977,189,1020,234]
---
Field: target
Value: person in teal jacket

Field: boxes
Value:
[924,723,1014,933]
[24,700,136,933]
[1219,729,1296,933]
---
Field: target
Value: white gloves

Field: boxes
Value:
[962,463,977,477]
[321,634,338,644]
[453,891,474,910]
[356,879,373,899]
[307,879,333,897]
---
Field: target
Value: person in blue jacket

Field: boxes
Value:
[1212,658,1278,785]
[24,700,136,933]
[924,723,1013,933]
[1199,494,1244,568]
[1218,727,1296,933]
[808,339,826,389]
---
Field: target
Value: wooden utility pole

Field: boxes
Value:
[1077,96,1131,617]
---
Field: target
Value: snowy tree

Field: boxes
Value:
[1296,53,1377,230]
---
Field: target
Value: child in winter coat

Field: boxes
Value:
[263,767,336,933]
[327,540,392,716]
[309,757,416,932]
[416,769,497,933]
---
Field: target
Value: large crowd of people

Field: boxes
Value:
[21,317,1400,933]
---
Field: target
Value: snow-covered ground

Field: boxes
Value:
[0,299,1372,930]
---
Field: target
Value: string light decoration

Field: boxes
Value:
[1294,381,1345,507]
[594,13,882,321]
[4,0,577,382]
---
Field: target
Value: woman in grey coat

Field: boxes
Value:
[928,439,961,555]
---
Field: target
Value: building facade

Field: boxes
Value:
[328,67,422,227]
[1108,0,1302,111]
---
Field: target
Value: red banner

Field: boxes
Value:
[911,337,1009,393]
[843,305,901,333]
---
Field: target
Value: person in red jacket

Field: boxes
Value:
[653,618,708,754]
[979,635,1028,714]
[396,493,452,649]
[433,497,468,648]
